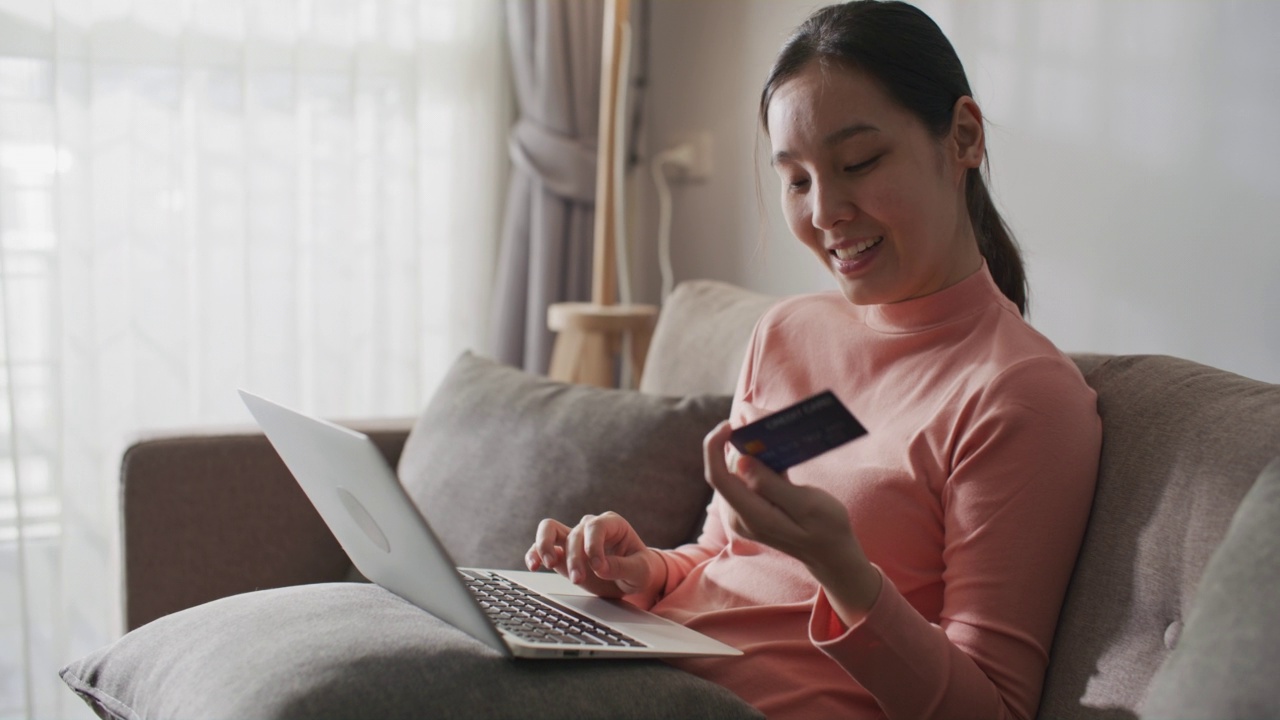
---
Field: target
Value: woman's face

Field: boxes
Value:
[766,61,984,306]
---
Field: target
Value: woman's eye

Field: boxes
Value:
[844,156,881,174]
[786,177,810,192]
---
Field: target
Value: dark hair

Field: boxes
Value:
[760,1,1027,315]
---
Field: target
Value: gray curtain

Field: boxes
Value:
[490,0,606,374]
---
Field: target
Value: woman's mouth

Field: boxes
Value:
[830,236,883,261]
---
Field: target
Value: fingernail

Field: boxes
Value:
[570,569,582,584]
[590,556,604,572]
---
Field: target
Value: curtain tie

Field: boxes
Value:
[508,117,597,204]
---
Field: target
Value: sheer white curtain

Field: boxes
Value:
[0,0,509,717]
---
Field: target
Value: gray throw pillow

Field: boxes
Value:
[1141,456,1280,720]
[397,351,733,569]
[60,583,763,720]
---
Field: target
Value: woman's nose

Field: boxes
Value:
[810,180,855,230]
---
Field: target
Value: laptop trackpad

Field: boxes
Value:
[550,593,671,627]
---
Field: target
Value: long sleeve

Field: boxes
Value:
[810,358,1101,720]
[645,267,1101,720]
[653,496,730,601]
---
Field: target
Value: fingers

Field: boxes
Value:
[565,516,594,583]
[580,512,637,578]
[526,513,650,597]
[702,418,863,575]
[702,421,750,506]
[703,422,789,522]
[525,518,570,572]
[703,420,807,545]
[570,511,636,584]
[703,420,735,482]
[580,514,612,578]
[733,452,806,511]
[591,548,658,595]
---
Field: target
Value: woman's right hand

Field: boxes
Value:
[525,512,666,599]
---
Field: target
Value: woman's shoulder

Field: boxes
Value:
[973,319,1096,418]
[917,299,1094,418]
[985,310,1086,385]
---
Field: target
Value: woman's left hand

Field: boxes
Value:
[703,420,883,623]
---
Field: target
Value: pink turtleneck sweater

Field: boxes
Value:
[645,266,1101,720]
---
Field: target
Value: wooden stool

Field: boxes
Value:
[547,302,658,388]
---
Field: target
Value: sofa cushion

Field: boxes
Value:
[396,351,733,569]
[60,583,763,720]
[1039,356,1280,719]
[639,280,777,397]
[1139,456,1280,719]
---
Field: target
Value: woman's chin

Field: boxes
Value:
[827,245,892,305]
[836,283,882,306]
[833,273,896,306]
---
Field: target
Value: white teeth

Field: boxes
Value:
[832,237,882,260]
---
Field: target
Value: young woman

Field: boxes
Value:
[528,3,1101,718]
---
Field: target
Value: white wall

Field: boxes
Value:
[632,0,1280,384]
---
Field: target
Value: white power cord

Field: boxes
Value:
[650,143,696,304]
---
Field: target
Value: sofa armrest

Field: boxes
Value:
[121,417,415,631]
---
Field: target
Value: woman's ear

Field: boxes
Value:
[950,96,985,172]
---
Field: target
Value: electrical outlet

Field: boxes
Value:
[669,131,713,182]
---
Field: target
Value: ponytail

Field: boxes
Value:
[966,168,1027,316]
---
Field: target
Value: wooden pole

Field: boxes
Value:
[591,0,627,307]
[546,0,657,388]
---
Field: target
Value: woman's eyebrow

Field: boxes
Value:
[825,122,880,146]
[771,122,881,166]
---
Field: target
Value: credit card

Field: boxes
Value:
[728,390,866,473]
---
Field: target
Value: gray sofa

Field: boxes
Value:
[65,280,1280,719]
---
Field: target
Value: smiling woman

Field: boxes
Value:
[526,3,1100,718]
[0,1,507,718]
[760,1,1024,315]
[765,63,987,308]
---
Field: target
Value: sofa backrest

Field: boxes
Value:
[1037,354,1280,719]
[641,280,1280,720]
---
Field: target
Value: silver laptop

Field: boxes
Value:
[239,389,740,660]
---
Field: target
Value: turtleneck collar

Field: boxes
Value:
[861,262,1015,334]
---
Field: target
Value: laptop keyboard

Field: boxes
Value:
[461,570,645,648]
